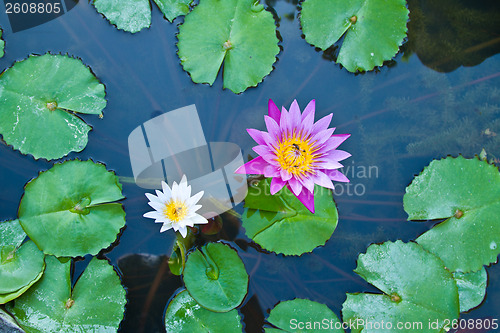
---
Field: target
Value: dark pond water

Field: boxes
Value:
[0,0,499,332]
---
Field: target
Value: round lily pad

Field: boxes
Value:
[7,255,126,333]
[300,0,409,72]
[265,298,344,332]
[183,242,248,312]
[19,159,126,257]
[164,290,243,333]
[0,54,106,160]
[242,179,339,256]
[0,240,45,304]
[404,156,500,272]
[453,267,487,313]
[342,241,459,333]
[177,0,279,93]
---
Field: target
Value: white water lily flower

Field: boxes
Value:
[143,175,207,238]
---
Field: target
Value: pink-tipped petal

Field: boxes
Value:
[328,134,351,149]
[234,156,267,174]
[326,150,352,162]
[323,169,350,182]
[264,165,280,177]
[253,145,273,157]
[247,128,268,145]
[312,113,333,133]
[301,99,315,121]
[300,111,315,134]
[279,107,290,135]
[270,177,286,194]
[268,99,281,123]
[264,115,281,140]
[291,186,315,213]
[289,100,302,128]
[313,170,335,189]
[311,128,334,146]
[280,168,292,181]
[298,175,315,193]
[288,177,303,196]
[316,159,344,169]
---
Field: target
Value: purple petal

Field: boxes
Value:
[270,177,286,194]
[298,176,315,193]
[311,128,334,146]
[234,156,266,174]
[289,100,302,128]
[313,170,334,189]
[288,177,303,196]
[280,168,292,181]
[264,165,280,177]
[312,113,333,133]
[268,99,281,123]
[279,107,290,135]
[323,169,350,183]
[300,111,315,135]
[315,159,344,169]
[316,134,350,154]
[253,145,273,157]
[301,99,315,122]
[247,128,268,145]
[264,115,281,141]
[326,150,351,162]
[291,186,315,213]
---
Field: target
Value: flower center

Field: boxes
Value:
[275,133,317,177]
[164,200,188,223]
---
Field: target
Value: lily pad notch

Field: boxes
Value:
[0,53,107,160]
[300,0,409,72]
[177,0,280,93]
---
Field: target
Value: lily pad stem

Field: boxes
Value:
[201,246,220,280]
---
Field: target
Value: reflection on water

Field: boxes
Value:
[0,0,499,331]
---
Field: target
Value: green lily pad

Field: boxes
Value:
[404,156,500,272]
[242,179,339,256]
[342,241,459,333]
[0,240,45,304]
[164,289,243,333]
[7,255,126,333]
[0,219,26,248]
[183,242,248,312]
[19,160,126,257]
[0,53,106,160]
[93,0,191,34]
[177,0,279,93]
[300,0,409,72]
[453,267,487,313]
[265,298,344,332]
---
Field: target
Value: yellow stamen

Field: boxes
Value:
[274,132,318,178]
[164,200,188,223]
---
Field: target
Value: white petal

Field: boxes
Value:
[187,191,204,206]
[190,204,202,213]
[145,193,161,203]
[178,226,188,238]
[161,181,172,197]
[190,214,208,225]
[160,223,173,233]
[180,175,188,185]
[148,201,165,212]
[143,211,164,220]
[171,181,180,200]
[155,189,169,202]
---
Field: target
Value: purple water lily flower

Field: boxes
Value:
[235,99,351,213]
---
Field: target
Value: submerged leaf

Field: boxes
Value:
[404,156,500,272]
[242,179,339,256]
[19,160,126,257]
[177,0,279,93]
[300,0,408,72]
[7,256,126,333]
[265,298,344,332]
[183,242,248,312]
[164,290,243,332]
[0,54,106,160]
[453,267,487,313]
[342,241,459,333]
